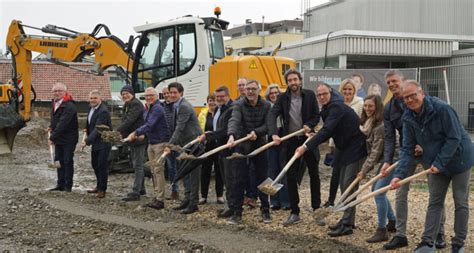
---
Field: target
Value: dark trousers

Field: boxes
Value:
[218,153,234,208]
[201,153,224,198]
[183,164,201,207]
[286,137,321,215]
[230,147,269,215]
[327,149,341,204]
[244,163,258,199]
[268,145,289,208]
[91,147,111,192]
[55,143,76,190]
[338,157,365,226]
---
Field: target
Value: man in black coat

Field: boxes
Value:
[116,85,147,202]
[268,68,321,226]
[48,82,78,192]
[197,85,235,218]
[295,83,367,237]
[81,90,112,198]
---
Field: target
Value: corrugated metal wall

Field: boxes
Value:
[410,50,474,129]
[307,0,474,38]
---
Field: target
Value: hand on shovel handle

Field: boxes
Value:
[339,168,431,212]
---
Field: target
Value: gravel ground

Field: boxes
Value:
[0,117,472,251]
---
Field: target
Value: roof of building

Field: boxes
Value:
[0,60,111,101]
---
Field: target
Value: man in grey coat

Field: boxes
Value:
[164,82,203,214]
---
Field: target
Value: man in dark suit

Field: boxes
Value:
[81,90,112,198]
[48,82,78,192]
[164,82,203,214]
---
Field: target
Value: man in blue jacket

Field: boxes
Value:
[390,80,472,253]
[295,83,367,237]
[81,90,112,198]
[128,87,170,210]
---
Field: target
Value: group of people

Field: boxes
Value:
[46,68,472,252]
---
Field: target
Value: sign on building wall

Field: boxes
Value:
[303,69,417,102]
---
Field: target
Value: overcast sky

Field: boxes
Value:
[0,0,328,54]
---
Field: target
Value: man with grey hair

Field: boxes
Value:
[48,82,78,192]
[391,80,472,253]
[381,71,446,250]
[81,90,112,198]
[128,87,170,210]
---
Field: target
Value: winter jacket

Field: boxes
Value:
[116,97,145,145]
[268,88,320,136]
[360,122,384,174]
[49,93,79,145]
[394,96,473,178]
[305,90,367,168]
[161,101,175,134]
[228,96,271,142]
[85,103,112,151]
[349,96,364,117]
[383,96,404,164]
[198,107,209,132]
[135,101,170,145]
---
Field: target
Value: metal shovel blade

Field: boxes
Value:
[257,178,283,196]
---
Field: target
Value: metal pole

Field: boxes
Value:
[442,68,451,105]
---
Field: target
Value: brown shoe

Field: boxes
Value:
[171,191,179,200]
[87,188,98,194]
[147,199,165,210]
[246,197,257,208]
[96,192,106,198]
[366,228,388,243]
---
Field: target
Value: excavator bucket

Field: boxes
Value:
[0,104,24,154]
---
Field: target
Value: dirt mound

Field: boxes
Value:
[15,117,49,148]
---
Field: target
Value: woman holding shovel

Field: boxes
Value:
[356,95,396,243]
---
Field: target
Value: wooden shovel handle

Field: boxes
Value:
[340,161,399,206]
[343,168,430,210]
[248,129,305,157]
[198,135,252,159]
[182,138,200,150]
[272,135,313,185]
[334,177,361,207]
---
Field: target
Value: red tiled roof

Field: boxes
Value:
[0,61,111,102]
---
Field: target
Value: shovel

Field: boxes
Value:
[177,135,252,161]
[258,135,313,196]
[47,131,61,169]
[335,161,399,210]
[226,129,305,160]
[181,138,200,151]
[336,167,431,212]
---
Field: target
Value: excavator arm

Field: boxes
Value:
[0,19,134,154]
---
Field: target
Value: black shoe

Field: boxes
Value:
[413,241,434,252]
[451,244,465,253]
[329,222,343,230]
[261,211,272,224]
[173,201,189,211]
[322,201,334,208]
[122,194,140,202]
[64,188,72,192]
[435,233,446,249]
[181,205,198,214]
[383,236,408,250]
[386,219,397,232]
[139,190,146,195]
[271,205,281,210]
[327,224,353,237]
[217,208,233,218]
[228,214,242,225]
[282,214,301,227]
[49,186,64,191]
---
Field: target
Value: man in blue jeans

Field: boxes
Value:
[391,80,473,253]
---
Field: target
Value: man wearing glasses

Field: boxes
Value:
[267,68,321,226]
[48,82,78,192]
[227,79,272,225]
[295,83,367,237]
[390,80,472,253]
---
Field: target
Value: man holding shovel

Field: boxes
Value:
[295,83,367,237]
[267,68,321,226]
[48,82,78,192]
[226,79,272,225]
[116,85,147,202]
[128,87,170,210]
[196,85,235,218]
[81,90,112,198]
[390,80,473,253]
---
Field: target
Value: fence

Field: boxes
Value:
[417,62,474,131]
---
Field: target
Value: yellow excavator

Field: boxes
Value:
[0,8,295,154]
